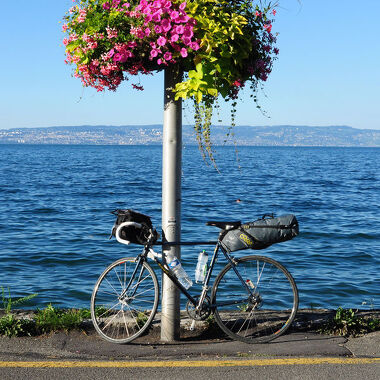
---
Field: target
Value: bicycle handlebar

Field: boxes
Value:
[115,221,142,245]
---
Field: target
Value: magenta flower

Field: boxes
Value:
[190,41,200,51]
[161,18,172,32]
[179,2,187,11]
[182,36,191,46]
[157,36,167,46]
[170,34,179,42]
[113,53,122,62]
[170,10,179,20]
[175,25,184,34]
[103,3,111,10]
[180,48,188,57]
[164,51,172,61]
[154,25,162,34]
[152,12,161,22]
[150,48,159,58]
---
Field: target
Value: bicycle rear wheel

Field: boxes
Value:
[211,255,298,344]
[91,257,159,344]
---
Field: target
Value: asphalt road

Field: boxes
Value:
[0,358,379,380]
[0,314,379,380]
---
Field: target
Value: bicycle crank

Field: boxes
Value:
[186,295,212,321]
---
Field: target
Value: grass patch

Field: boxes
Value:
[319,307,380,337]
[34,304,84,334]
[0,286,93,337]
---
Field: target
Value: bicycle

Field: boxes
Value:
[91,210,299,344]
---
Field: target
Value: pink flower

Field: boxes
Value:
[161,18,172,32]
[180,48,188,57]
[164,51,172,61]
[103,3,111,10]
[154,25,162,33]
[157,36,167,46]
[170,34,179,42]
[170,10,179,20]
[150,48,159,58]
[179,2,186,11]
[63,38,69,46]
[152,12,161,22]
[183,27,193,39]
[157,58,163,65]
[182,36,191,46]
[113,53,123,62]
[190,41,199,51]
[62,24,68,32]
[106,27,118,39]
[177,15,189,23]
[272,9,277,16]
[175,25,184,34]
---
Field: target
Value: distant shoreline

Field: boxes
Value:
[1,125,379,147]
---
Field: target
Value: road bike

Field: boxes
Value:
[91,210,299,344]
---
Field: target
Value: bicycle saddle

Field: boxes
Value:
[206,221,241,230]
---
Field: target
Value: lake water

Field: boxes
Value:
[0,144,379,310]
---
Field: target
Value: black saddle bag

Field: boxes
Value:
[221,214,299,252]
[111,209,158,245]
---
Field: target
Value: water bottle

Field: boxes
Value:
[195,250,208,284]
[168,257,193,289]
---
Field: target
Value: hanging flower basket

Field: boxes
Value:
[63,0,278,159]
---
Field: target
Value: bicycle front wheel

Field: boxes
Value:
[211,255,298,344]
[91,257,159,344]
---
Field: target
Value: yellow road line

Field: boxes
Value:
[0,358,379,368]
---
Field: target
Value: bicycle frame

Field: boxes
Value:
[115,221,258,311]
[138,240,257,311]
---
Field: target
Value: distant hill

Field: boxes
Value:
[0,125,379,147]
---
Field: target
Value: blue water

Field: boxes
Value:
[0,144,379,310]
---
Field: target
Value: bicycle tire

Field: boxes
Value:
[91,257,159,344]
[211,255,298,344]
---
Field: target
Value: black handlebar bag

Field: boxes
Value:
[221,214,299,252]
[111,209,158,244]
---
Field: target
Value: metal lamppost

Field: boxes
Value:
[161,67,183,341]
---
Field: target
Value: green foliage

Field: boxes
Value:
[0,287,38,337]
[136,311,149,328]
[319,307,380,337]
[0,314,34,337]
[1,286,38,314]
[34,304,84,333]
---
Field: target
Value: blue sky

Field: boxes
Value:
[0,0,379,130]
